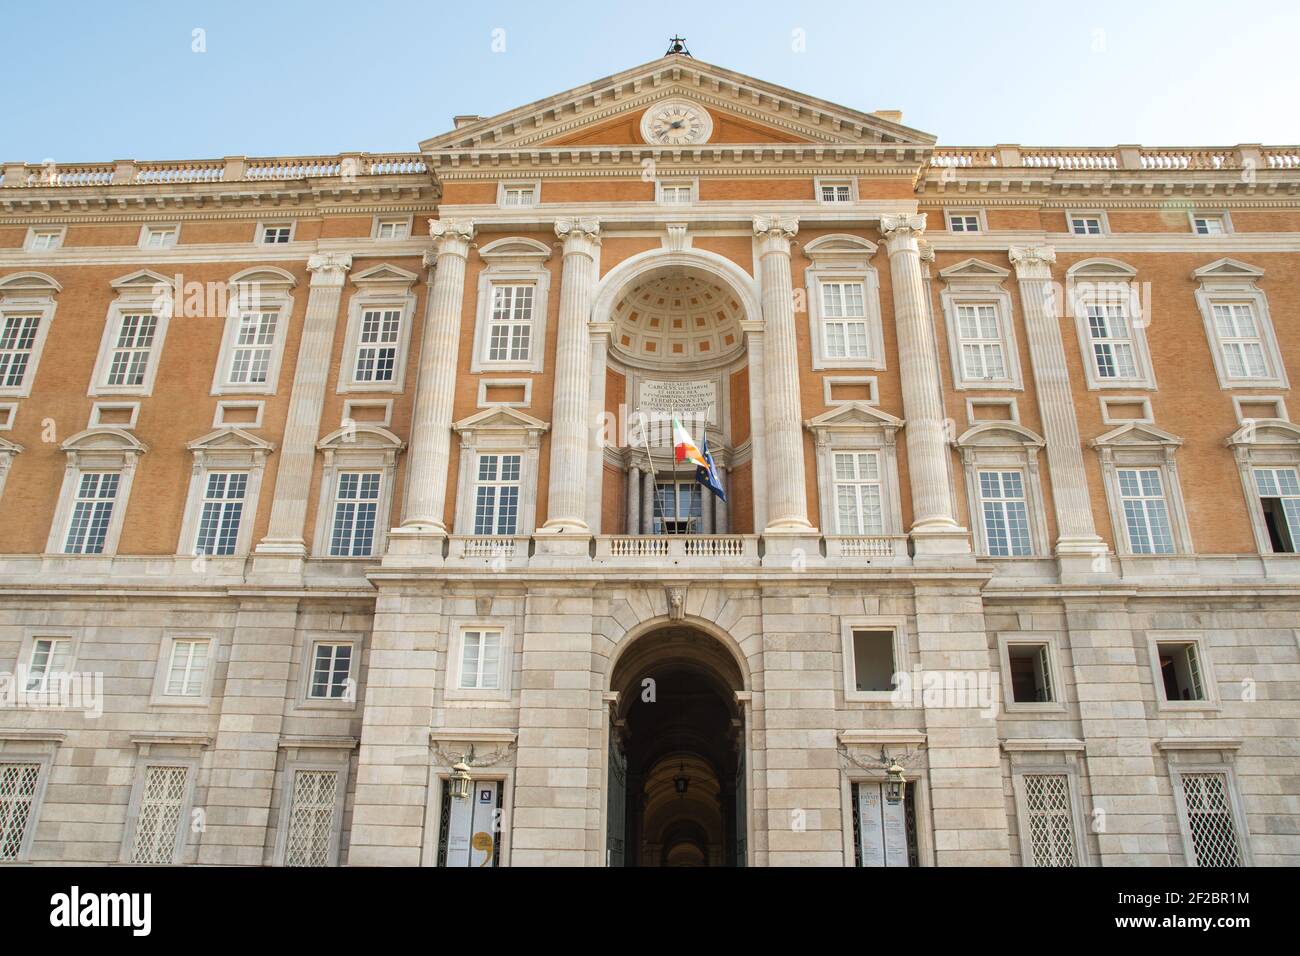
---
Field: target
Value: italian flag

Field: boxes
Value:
[672,416,708,468]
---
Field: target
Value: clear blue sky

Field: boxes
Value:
[3,0,1297,163]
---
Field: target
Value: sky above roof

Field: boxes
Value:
[3,0,1297,163]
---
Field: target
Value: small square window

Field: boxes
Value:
[851,629,896,693]
[1008,643,1055,703]
[164,639,211,697]
[1193,215,1227,235]
[459,629,502,690]
[1070,215,1104,236]
[308,642,354,700]
[140,226,179,250]
[817,180,854,203]
[500,184,538,208]
[260,224,293,244]
[374,219,410,240]
[1156,641,1206,702]
[947,213,981,233]
[658,182,695,204]
[25,228,64,252]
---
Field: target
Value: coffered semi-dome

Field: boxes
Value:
[609,270,745,369]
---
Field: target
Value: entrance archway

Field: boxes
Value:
[606,623,747,867]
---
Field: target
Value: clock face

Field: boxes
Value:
[642,100,713,145]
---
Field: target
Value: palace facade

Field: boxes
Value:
[0,53,1298,867]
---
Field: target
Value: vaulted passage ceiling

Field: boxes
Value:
[609,269,745,369]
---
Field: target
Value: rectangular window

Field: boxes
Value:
[131,765,189,864]
[1070,216,1103,236]
[652,480,703,534]
[353,309,402,383]
[194,472,246,556]
[979,470,1032,556]
[261,224,292,244]
[105,313,159,387]
[659,183,694,204]
[1193,216,1226,236]
[0,762,42,862]
[851,628,896,693]
[329,472,381,557]
[64,472,119,554]
[819,181,853,203]
[1254,467,1300,553]
[459,630,502,690]
[473,455,521,535]
[309,642,354,700]
[1008,643,1054,703]
[948,213,980,233]
[1157,641,1206,702]
[821,281,869,359]
[486,285,533,362]
[165,639,210,697]
[142,227,178,249]
[1117,468,1174,554]
[375,219,409,240]
[1179,772,1243,867]
[226,310,279,386]
[0,314,41,388]
[1211,303,1269,380]
[833,451,883,535]
[851,781,916,867]
[1086,304,1138,380]
[27,229,63,251]
[1022,774,1078,867]
[25,637,70,693]
[284,769,339,867]
[501,185,536,207]
[956,304,1007,381]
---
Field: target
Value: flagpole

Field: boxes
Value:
[637,407,669,535]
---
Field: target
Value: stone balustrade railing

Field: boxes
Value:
[0,152,429,187]
[929,144,1300,172]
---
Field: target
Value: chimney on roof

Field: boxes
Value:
[872,110,904,124]
[453,115,483,129]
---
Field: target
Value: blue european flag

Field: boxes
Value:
[694,435,727,502]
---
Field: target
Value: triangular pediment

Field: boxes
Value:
[187,427,275,453]
[1192,258,1264,280]
[805,401,903,433]
[110,269,172,292]
[939,258,1010,281]
[351,263,420,290]
[1091,422,1183,447]
[453,406,549,435]
[420,56,934,154]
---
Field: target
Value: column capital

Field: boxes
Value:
[554,217,601,251]
[1008,244,1057,277]
[428,218,475,258]
[305,253,352,287]
[879,213,927,245]
[752,214,798,250]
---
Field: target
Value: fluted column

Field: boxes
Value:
[880,214,965,543]
[641,470,654,533]
[541,218,600,533]
[255,252,351,556]
[1009,245,1107,556]
[626,465,641,534]
[399,219,475,533]
[753,215,813,533]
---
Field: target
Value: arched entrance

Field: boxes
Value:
[606,623,747,867]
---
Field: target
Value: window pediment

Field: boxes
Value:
[953,421,1044,449]
[317,424,405,452]
[803,234,878,270]
[228,266,298,292]
[805,401,903,439]
[1066,257,1138,280]
[110,269,172,293]
[187,427,275,460]
[350,263,419,292]
[453,406,549,442]
[938,258,1010,282]
[1225,418,1300,449]
[61,427,148,456]
[0,271,62,297]
[478,237,552,267]
[1192,258,1264,282]
[1091,422,1183,449]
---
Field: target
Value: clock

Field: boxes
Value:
[641,99,714,146]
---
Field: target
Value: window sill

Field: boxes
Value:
[1003,702,1067,715]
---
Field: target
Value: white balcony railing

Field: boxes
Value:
[824,535,909,559]
[595,534,758,563]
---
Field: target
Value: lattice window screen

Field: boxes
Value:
[0,762,41,861]
[284,769,339,867]
[1024,773,1078,867]
[1180,772,1243,867]
[132,765,189,864]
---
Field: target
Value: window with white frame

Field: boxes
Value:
[947,212,981,233]
[1155,639,1206,702]
[657,180,695,204]
[308,642,354,700]
[1193,259,1286,389]
[225,310,279,387]
[1085,303,1140,381]
[329,472,381,557]
[193,472,247,556]
[140,225,178,249]
[473,454,521,535]
[1211,302,1270,381]
[833,451,883,535]
[1254,467,1300,553]
[1008,642,1055,703]
[283,768,341,867]
[459,629,502,690]
[0,313,41,389]
[373,218,409,240]
[0,761,43,861]
[25,227,64,252]
[652,479,703,533]
[353,308,402,383]
[1069,214,1105,236]
[849,628,896,693]
[91,273,173,397]
[1068,260,1155,390]
[63,472,119,554]
[105,312,159,388]
[955,304,1008,382]
[978,470,1032,556]
[1175,771,1244,867]
[260,223,293,244]
[485,285,534,363]
[130,765,189,864]
[0,273,60,398]
[1192,214,1227,236]
[210,269,295,397]
[164,639,210,697]
[499,183,537,208]
[817,179,854,203]
[25,637,71,693]
[1117,468,1175,554]
[939,260,1021,390]
[820,281,870,361]
[1020,773,1078,866]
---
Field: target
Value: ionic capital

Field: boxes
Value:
[752,214,799,251]
[428,218,476,258]
[555,217,602,252]
[879,213,927,245]
[305,252,352,286]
